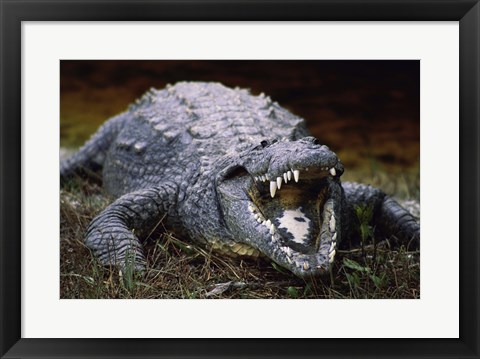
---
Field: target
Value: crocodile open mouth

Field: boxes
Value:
[217,163,341,277]
[246,166,338,272]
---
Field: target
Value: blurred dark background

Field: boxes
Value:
[60,60,419,174]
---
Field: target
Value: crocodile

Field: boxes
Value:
[61,81,420,278]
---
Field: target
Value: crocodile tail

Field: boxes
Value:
[378,196,420,250]
[60,112,129,184]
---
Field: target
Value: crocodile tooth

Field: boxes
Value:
[270,181,277,198]
[271,235,277,242]
[269,223,275,234]
[266,219,272,228]
[303,262,310,270]
[328,249,336,263]
[293,170,300,182]
[248,205,255,213]
[262,220,267,226]
[332,232,337,242]
[329,167,336,176]
[281,246,292,257]
[287,170,292,181]
[257,217,262,223]
[276,176,282,189]
[265,174,270,181]
[286,257,293,264]
[329,241,336,253]
[329,214,336,233]
[254,213,259,219]
[283,172,288,183]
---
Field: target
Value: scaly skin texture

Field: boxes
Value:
[61,82,420,278]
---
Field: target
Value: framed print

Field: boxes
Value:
[58,59,421,300]
[1,0,479,358]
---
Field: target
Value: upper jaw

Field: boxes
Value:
[252,165,340,198]
[244,137,343,196]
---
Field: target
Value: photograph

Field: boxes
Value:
[60,60,420,299]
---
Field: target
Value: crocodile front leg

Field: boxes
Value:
[85,185,177,270]
[342,182,420,250]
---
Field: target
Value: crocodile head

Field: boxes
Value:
[216,136,344,278]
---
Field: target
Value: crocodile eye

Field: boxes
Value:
[303,136,320,145]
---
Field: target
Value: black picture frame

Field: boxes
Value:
[1,0,478,358]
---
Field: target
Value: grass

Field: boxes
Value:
[60,166,420,299]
